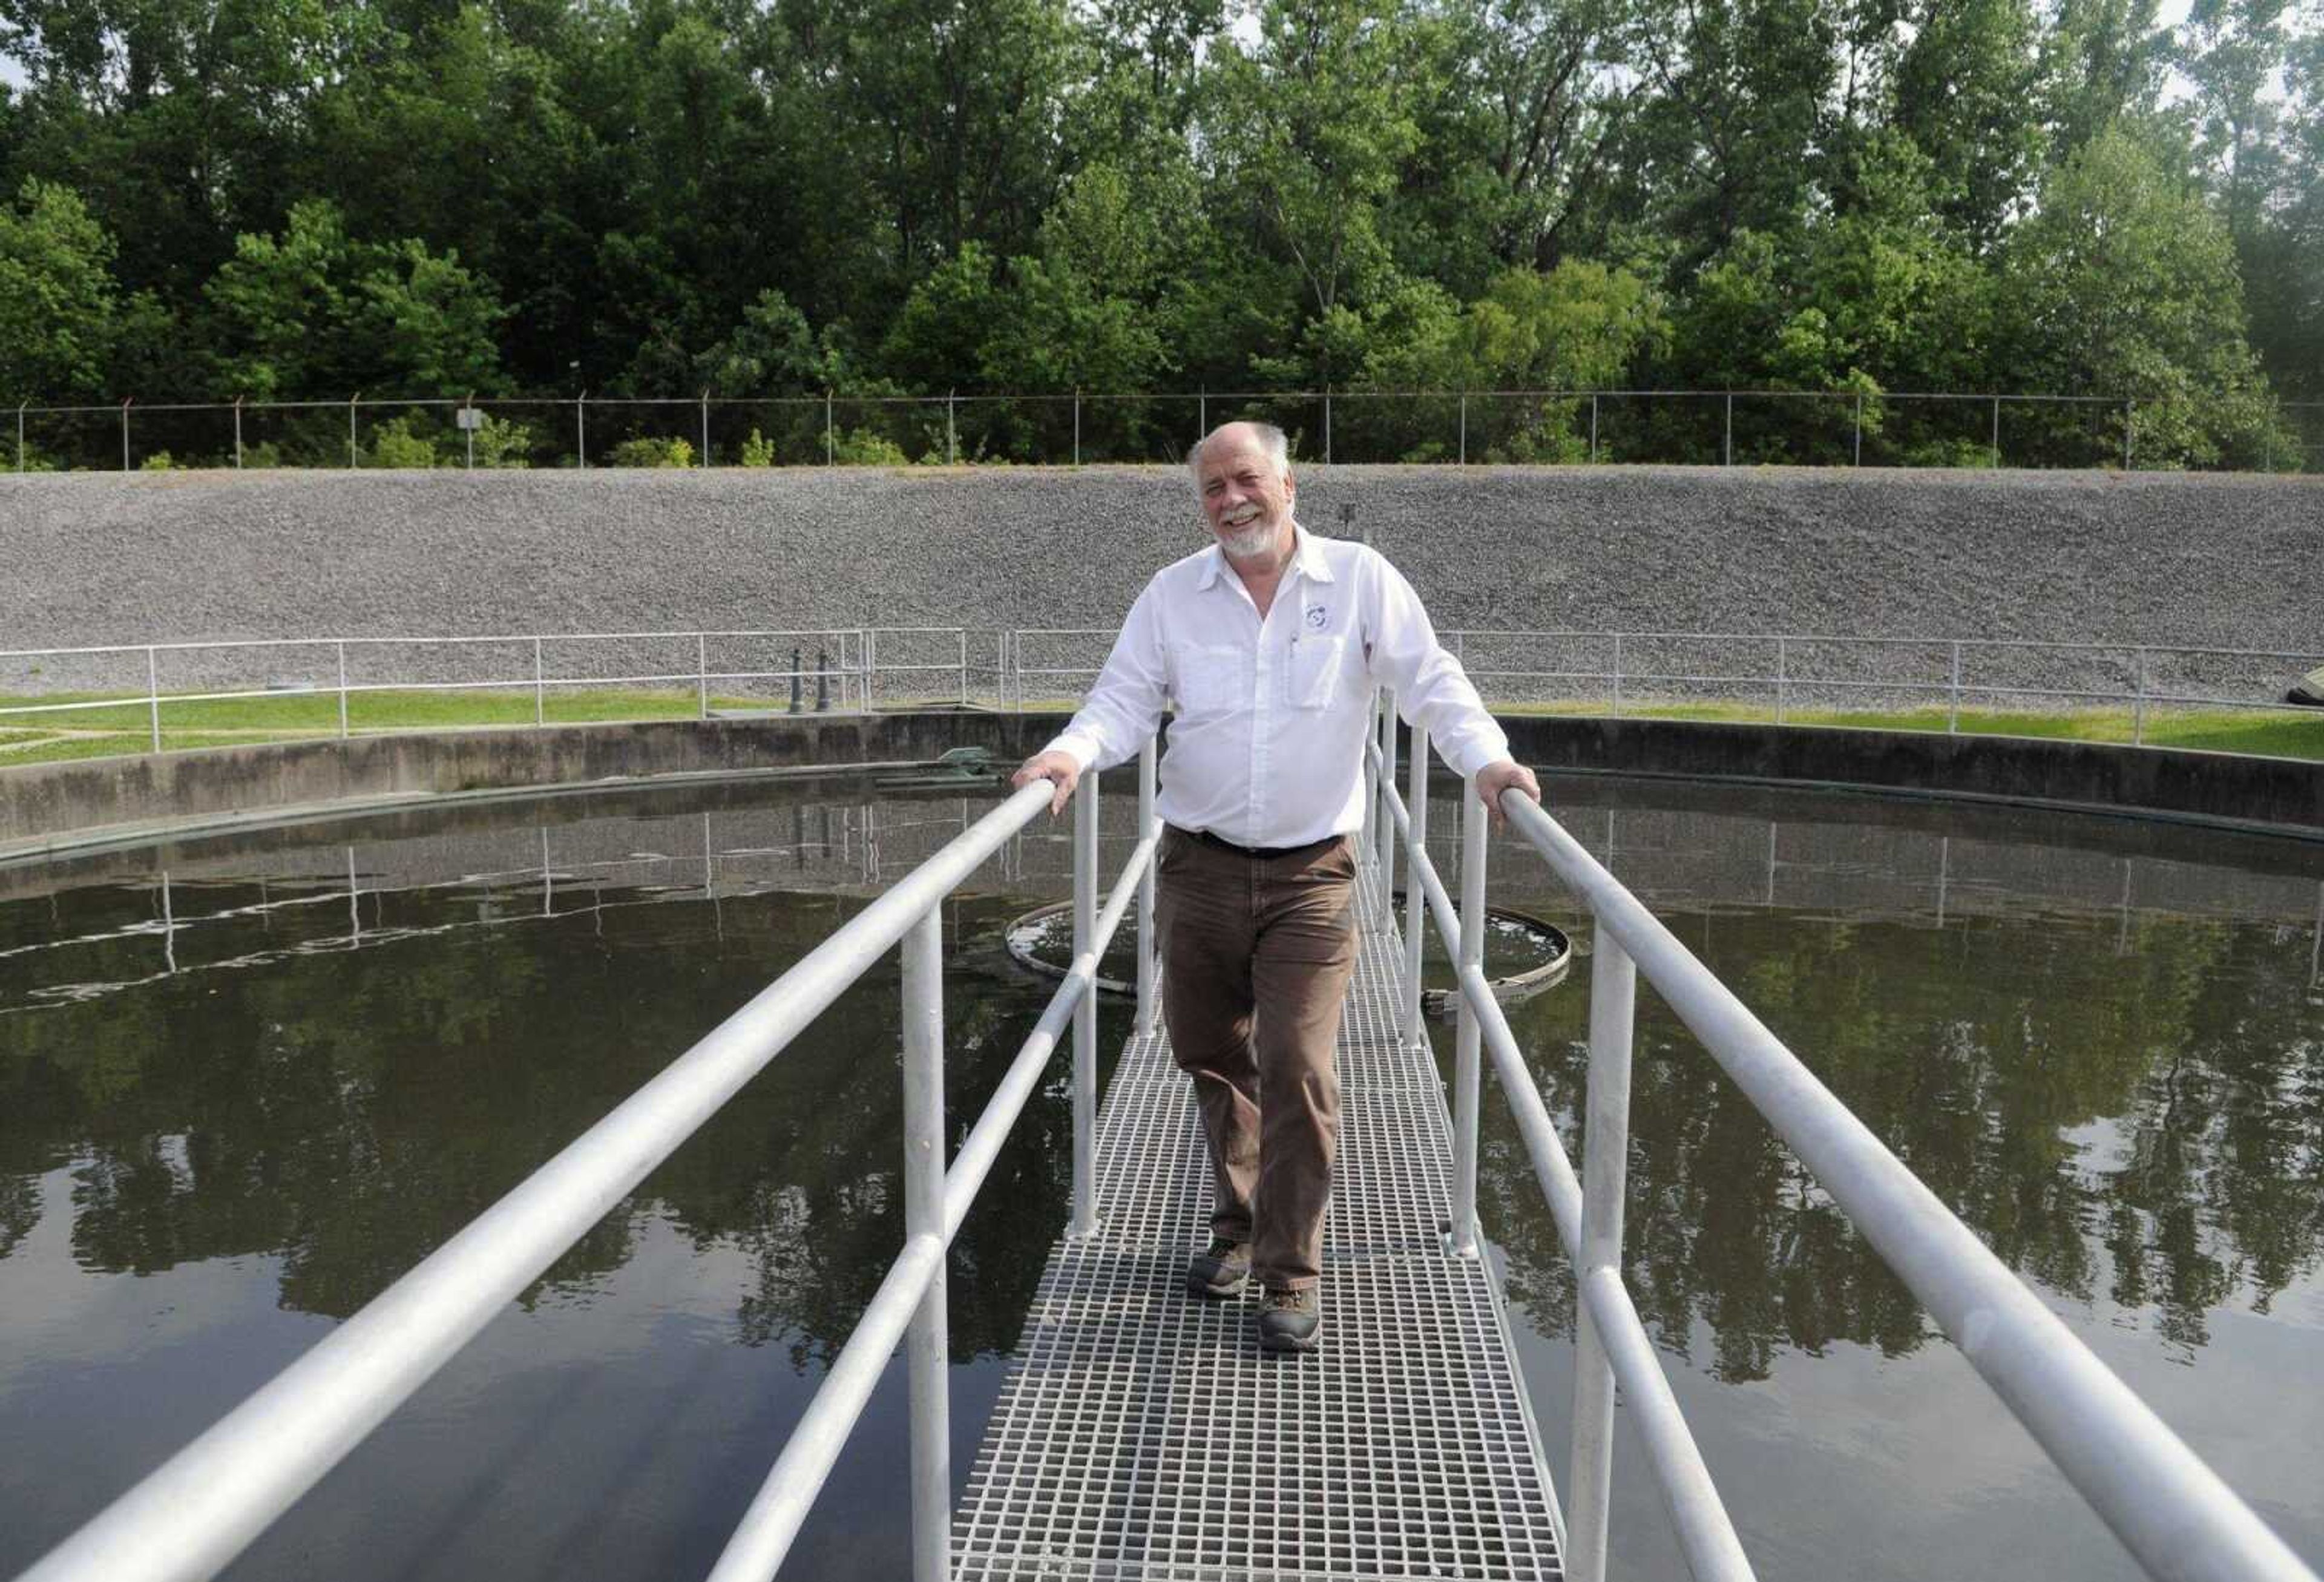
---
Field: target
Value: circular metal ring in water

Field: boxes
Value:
[1003,897,1571,1015]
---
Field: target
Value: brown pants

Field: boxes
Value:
[1156,825,1361,1291]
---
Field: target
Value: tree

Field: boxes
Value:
[0,175,122,398]
[203,197,505,398]
[2000,122,2281,464]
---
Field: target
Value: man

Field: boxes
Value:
[1011,421,1538,1354]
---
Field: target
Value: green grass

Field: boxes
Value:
[1,688,2318,768]
[1495,699,2324,760]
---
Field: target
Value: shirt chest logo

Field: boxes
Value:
[1304,603,1330,630]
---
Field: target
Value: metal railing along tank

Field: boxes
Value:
[11,744,1165,1582]
[1357,692,2319,1582]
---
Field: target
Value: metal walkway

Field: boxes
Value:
[953,856,1565,1581]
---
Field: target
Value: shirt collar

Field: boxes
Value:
[1196,521,1335,591]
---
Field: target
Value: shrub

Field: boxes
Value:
[139,450,175,471]
[365,415,439,469]
[605,435,694,468]
[466,413,536,468]
[739,427,778,467]
[829,427,910,467]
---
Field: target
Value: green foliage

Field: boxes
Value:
[0,177,120,398]
[366,415,439,469]
[738,428,779,467]
[603,435,695,468]
[137,449,173,471]
[2000,122,2279,465]
[828,427,911,467]
[0,0,2313,465]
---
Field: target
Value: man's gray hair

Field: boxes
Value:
[1186,422,1292,490]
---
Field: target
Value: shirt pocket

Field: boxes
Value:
[1170,642,1245,713]
[1286,634,1347,711]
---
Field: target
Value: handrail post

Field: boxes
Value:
[1070,769,1100,1238]
[533,637,546,727]
[1137,740,1159,1036]
[1948,642,1962,733]
[1376,691,1397,925]
[1362,691,1380,858]
[336,641,350,738]
[1774,635,1788,724]
[957,629,968,706]
[146,645,162,752]
[1402,726,1430,1046]
[901,905,950,1582]
[1449,782,1486,1259]
[697,632,710,719]
[1567,929,1638,1582]
[1611,632,1624,717]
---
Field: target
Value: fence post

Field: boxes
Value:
[700,389,710,467]
[336,642,350,738]
[1991,395,2001,469]
[2133,648,2148,745]
[1402,725,1430,1047]
[1073,388,1082,467]
[1611,632,1624,717]
[234,397,244,469]
[1450,784,1486,1259]
[1949,642,1963,732]
[957,630,968,705]
[1198,387,1206,438]
[146,646,162,752]
[900,904,951,1582]
[464,392,476,470]
[1456,392,1467,464]
[349,393,360,468]
[1324,386,1333,464]
[947,390,956,465]
[15,401,22,472]
[2123,399,2133,470]
[697,632,710,719]
[577,392,588,469]
[1591,393,1600,463]
[1723,390,1733,466]
[533,637,546,727]
[1137,740,1158,1036]
[122,398,133,471]
[1776,636,1788,724]
[825,389,834,465]
[1567,930,1638,1582]
[1854,391,1863,465]
[1070,770,1101,1238]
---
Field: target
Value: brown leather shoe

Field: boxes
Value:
[1258,1285,1321,1353]
[1185,1237,1252,1299]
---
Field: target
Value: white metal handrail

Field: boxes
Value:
[1363,698,2320,1582]
[13,743,1166,1582]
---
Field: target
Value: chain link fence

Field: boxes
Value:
[9,390,2320,473]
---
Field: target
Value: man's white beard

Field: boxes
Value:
[1218,518,1276,559]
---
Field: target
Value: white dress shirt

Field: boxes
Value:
[1043,524,1511,848]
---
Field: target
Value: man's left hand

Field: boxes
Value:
[1475,760,1541,830]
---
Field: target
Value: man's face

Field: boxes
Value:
[1196,430,1295,560]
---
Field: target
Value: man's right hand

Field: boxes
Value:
[1011,750,1082,816]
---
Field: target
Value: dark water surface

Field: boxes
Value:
[1,773,2318,1581]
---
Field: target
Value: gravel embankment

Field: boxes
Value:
[2,466,2317,703]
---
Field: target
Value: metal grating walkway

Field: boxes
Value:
[953,856,1566,1580]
